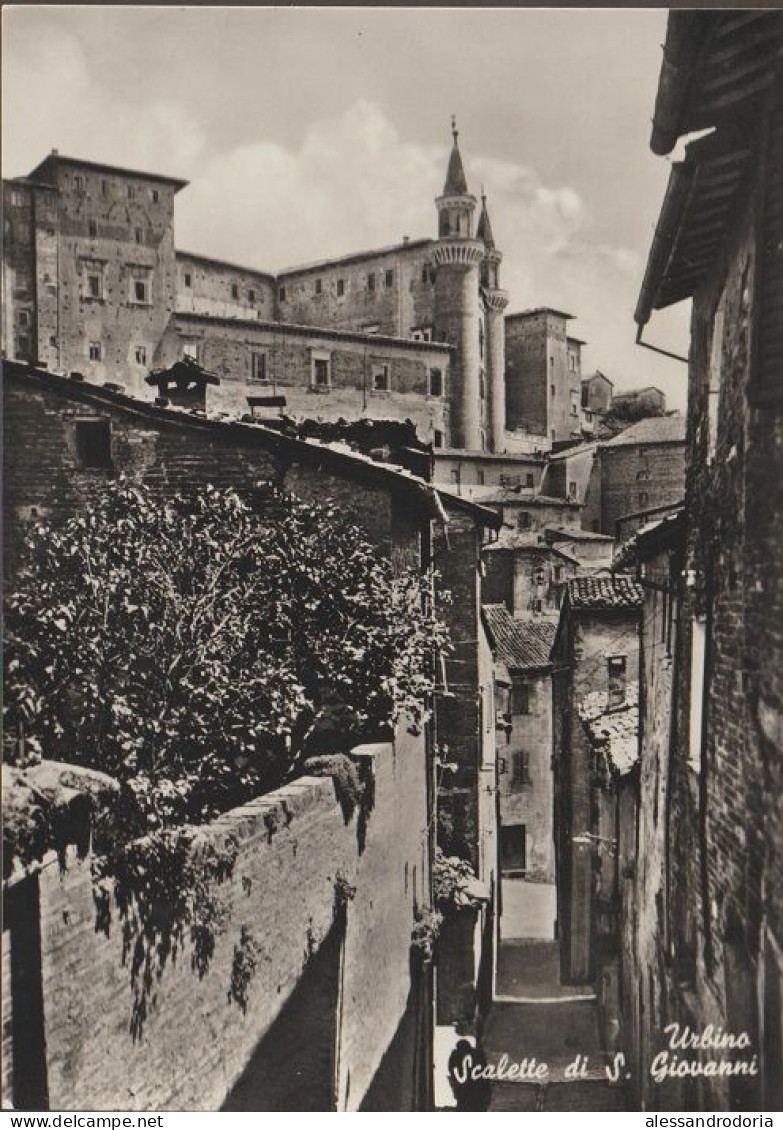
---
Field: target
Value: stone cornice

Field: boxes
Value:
[432,239,485,267]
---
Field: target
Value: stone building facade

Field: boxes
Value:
[551,575,642,984]
[623,12,783,1111]
[483,606,557,883]
[505,308,584,444]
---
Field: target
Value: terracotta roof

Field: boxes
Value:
[600,415,686,447]
[566,575,643,610]
[578,683,639,777]
[482,604,557,671]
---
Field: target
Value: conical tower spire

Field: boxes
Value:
[476,187,496,249]
[443,115,469,196]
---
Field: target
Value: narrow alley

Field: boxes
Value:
[483,879,628,1112]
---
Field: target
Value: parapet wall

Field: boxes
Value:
[25,730,429,1111]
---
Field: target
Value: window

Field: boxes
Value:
[450,469,460,483]
[88,220,97,238]
[74,175,85,193]
[426,368,443,398]
[570,391,580,417]
[315,279,322,295]
[248,288,255,303]
[75,419,112,469]
[554,564,564,584]
[371,363,390,392]
[477,469,485,485]
[86,273,102,300]
[550,357,554,370]
[607,656,627,707]
[367,272,375,292]
[337,279,345,297]
[511,751,532,789]
[525,473,534,488]
[689,618,707,773]
[511,680,530,715]
[412,327,432,342]
[126,184,135,200]
[134,228,143,245]
[231,283,239,300]
[551,384,556,397]
[311,352,331,389]
[134,345,147,366]
[10,190,24,207]
[551,429,556,441]
[433,429,444,449]
[479,371,486,399]
[251,351,267,382]
[385,269,394,288]
[279,286,286,302]
[183,342,199,361]
[131,277,150,304]
[517,511,532,531]
[568,480,577,500]
[88,341,102,362]
[18,311,30,328]
[184,272,192,288]
[639,491,650,506]
[16,334,31,358]
[151,188,159,203]
[421,266,429,284]
[101,180,109,197]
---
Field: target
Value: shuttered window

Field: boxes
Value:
[754,91,783,404]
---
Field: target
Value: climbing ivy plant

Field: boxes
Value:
[4,479,451,1033]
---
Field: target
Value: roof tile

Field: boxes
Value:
[566,574,643,610]
[482,604,557,670]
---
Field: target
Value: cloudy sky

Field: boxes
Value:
[3,6,691,405]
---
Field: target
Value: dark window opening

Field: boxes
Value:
[88,341,102,361]
[500,825,526,874]
[88,220,97,238]
[251,352,267,382]
[231,283,239,300]
[517,511,532,531]
[429,368,443,397]
[279,286,286,302]
[385,269,393,288]
[433,429,444,449]
[134,279,148,303]
[511,750,532,789]
[248,288,255,303]
[337,279,344,297]
[184,272,192,288]
[607,655,627,707]
[367,272,375,293]
[371,364,390,392]
[315,279,322,295]
[312,358,330,388]
[134,228,143,245]
[526,473,534,488]
[511,680,530,715]
[75,419,112,469]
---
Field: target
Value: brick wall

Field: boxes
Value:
[3,370,433,577]
[599,441,685,537]
[277,241,435,339]
[27,733,428,1111]
[162,314,451,444]
[176,253,276,322]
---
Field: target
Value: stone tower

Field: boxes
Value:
[477,191,509,452]
[432,120,485,451]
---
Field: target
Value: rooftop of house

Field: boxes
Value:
[600,414,686,447]
[582,371,614,387]
[482,604,557,671]
[5,360,462,525]
[566,574,644,610]
[26,151,189,191]
[547,441,598,461]
[612,385,665,399]
[175,311,455,353]
[578,683,639,777]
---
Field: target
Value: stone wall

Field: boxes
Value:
[277,240,435,339]
[176,252,276,322]
[162,314,451,444]
[17,734,428,1111]
[496,669,554,882]
[599,441,685,537]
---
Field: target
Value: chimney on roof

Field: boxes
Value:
[402,235,410,244]
[51,148,59,156]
